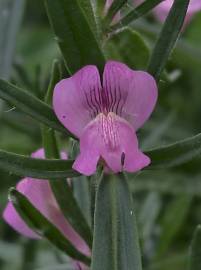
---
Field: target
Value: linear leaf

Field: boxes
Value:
[131,171,201,196]
[77,0,99,37]
[9,188,90,266]
[147,0,190,81]
[146,132,201,169]
[133,20,201,69]
[0,79,74,136]
[103,0,127,27]
[109,0,164,32]
[45,0,105,74]
[91,173,142,270]
[45,59,62,105]
[0,149,79,179]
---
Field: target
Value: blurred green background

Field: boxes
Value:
[1,1,201,270]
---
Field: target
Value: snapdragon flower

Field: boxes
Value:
[53,61,157,176]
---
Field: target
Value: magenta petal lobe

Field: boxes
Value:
[73,112,150,176]
[103,61,158,131]
[3,202,39,239]
[53,65,102,138]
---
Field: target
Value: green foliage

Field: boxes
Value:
[103,0,127,27]
[0,149,79,178]
[109,0,164,32]
[0,79,72,136]
[105,28,150,69]
[1,0,201,270]
[91,174,142,270]
[147,0,190,80]
[146,132,201,169]
[44,0,105,74]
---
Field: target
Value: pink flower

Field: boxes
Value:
[105,0,113,10]
[53,61,158,176]
[3,148,89,270]
[105,0,120,22]
[136,0,201,25]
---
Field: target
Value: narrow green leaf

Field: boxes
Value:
[0,0,25,79]
[189,225,201,270]
[9,188,90,266]
[42,58,62,158]
[45,0,105,74]
[103,0,127,27]
[77,0,99,37]
[109,0,164,32]
[155,195,192,259]
[105,28,149,69]
[0,79,74,136]
[0,149,79,179]
[91,173,142,270]
[146,132,201,169]
[133,20,201,70]
[131,171,201,196]
[45,59,62,105]
[142,113,175,149]
[147,0,190,81]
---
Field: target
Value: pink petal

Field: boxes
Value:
[53,65,102,138]
[3,201,39,239]
[103,60,158,131]
[134,0,201,25]
[155,0,201,13]
[73,120,101,176]
[3,149,89,256]
[73,112,150,175]
[73,261,88,270]
[105,0,120,23]
[31,148,45,158]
